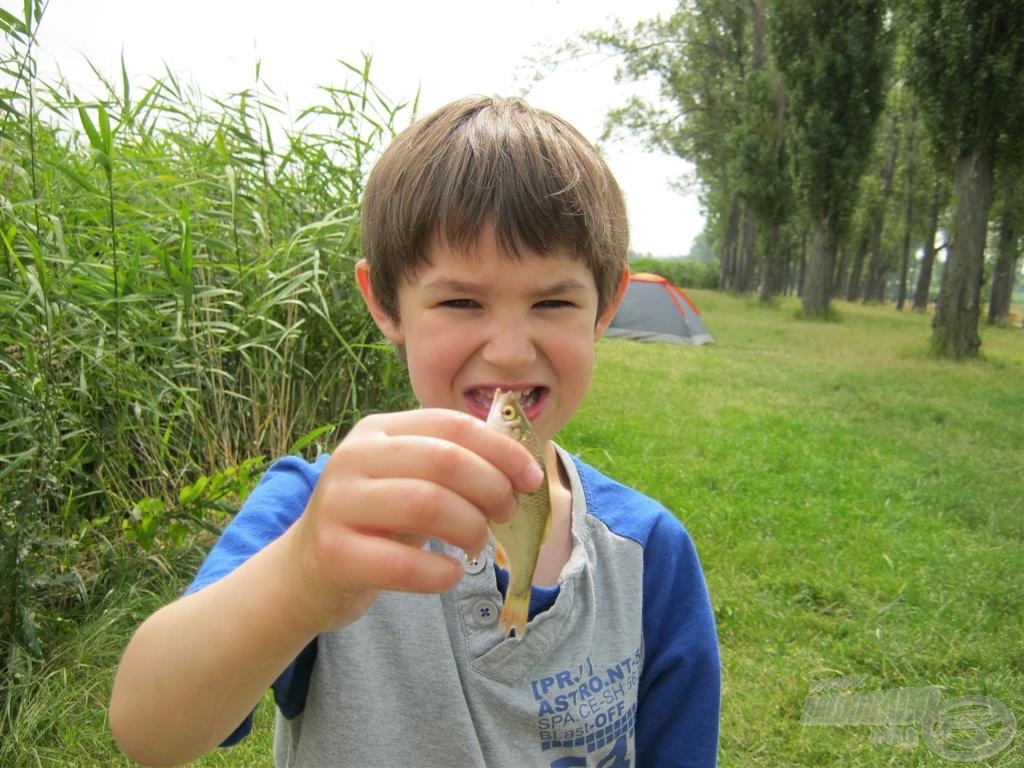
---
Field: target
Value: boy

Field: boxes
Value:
[110,95,720,767]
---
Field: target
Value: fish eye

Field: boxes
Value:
[502,405,515,420]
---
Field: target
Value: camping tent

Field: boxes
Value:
[605,272,715,345]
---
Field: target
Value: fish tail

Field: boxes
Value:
[500,589,530,641]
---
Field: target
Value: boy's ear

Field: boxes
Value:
[355,259,404,344]
[594,267,630,340]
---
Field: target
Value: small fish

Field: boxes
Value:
[486,389,552,640]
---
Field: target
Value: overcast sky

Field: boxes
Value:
[32,0,703,256]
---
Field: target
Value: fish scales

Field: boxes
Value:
[485,389,552,640]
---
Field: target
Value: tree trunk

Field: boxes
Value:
[802,215,836,319]
[896,109,917,311]
[864,257,889,304]
[779,237,793,295]
[782,231,801,296]
[863,127,901,303]
[737,206,758,293]
[987,198,1020,325]
[718,194,742,292]
[912,179,943,312]
[896,235,912,309]
[759,220,784,302]
[833,245,850,298]
[796,230,807,296]
[846,230,869,301]
[932,145,995,359]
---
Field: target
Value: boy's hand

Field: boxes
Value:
[279,408,544,633]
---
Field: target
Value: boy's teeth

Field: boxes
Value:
[475,387,540,408]
[519,387,539,407]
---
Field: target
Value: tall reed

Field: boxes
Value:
[0,4,415,711]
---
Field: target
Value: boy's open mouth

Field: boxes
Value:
[466,386,546,418]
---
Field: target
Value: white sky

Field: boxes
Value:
[31,0,703,256]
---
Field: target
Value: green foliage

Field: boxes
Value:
[0,8,415,704]
[127,456,266,551]
[579,1,897,305]
[629,255,719,289]
[582,0,756,266]
[905,0,1024,162]
[771,0,892,229]
[578,0,1016,338]
[730,63,792,225]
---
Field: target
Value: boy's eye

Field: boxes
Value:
[534,299,574,309]
[438,299,479,309]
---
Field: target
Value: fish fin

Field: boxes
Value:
[500,591,530,641]
[493,541,509,570]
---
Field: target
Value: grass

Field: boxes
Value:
[6,292,1021,766]
[565,291,1023,767]
[1,546,276,767]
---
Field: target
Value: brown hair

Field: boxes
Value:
[360,95,629,321]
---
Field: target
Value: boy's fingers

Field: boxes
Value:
[358,435,521,522]
[328,530,463,594]
[342,477,492,555]
[357,409,544,492]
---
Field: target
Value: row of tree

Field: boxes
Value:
[579,0,1022,358]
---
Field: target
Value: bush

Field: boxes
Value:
[629,256,720,290]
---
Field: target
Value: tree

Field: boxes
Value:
[581,4,744,274]
[860,111,902,303]
[911,178,949,311]
[906,0,1024,358]
[582,1,793,297]
[771,0,893,319]
[895,100,920,311]
[987,171,1023,325]
[740,2,793,302]
[850,76,937,308]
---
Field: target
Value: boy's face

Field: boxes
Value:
[358,227,625,443]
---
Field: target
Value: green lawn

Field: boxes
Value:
[567,292,1023,767]
[7,293,1022,767]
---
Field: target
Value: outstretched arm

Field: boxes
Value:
[109,408,543,766]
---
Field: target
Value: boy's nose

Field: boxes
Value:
[481,320,537,369]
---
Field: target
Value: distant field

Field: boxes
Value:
[7,292,1022,767]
